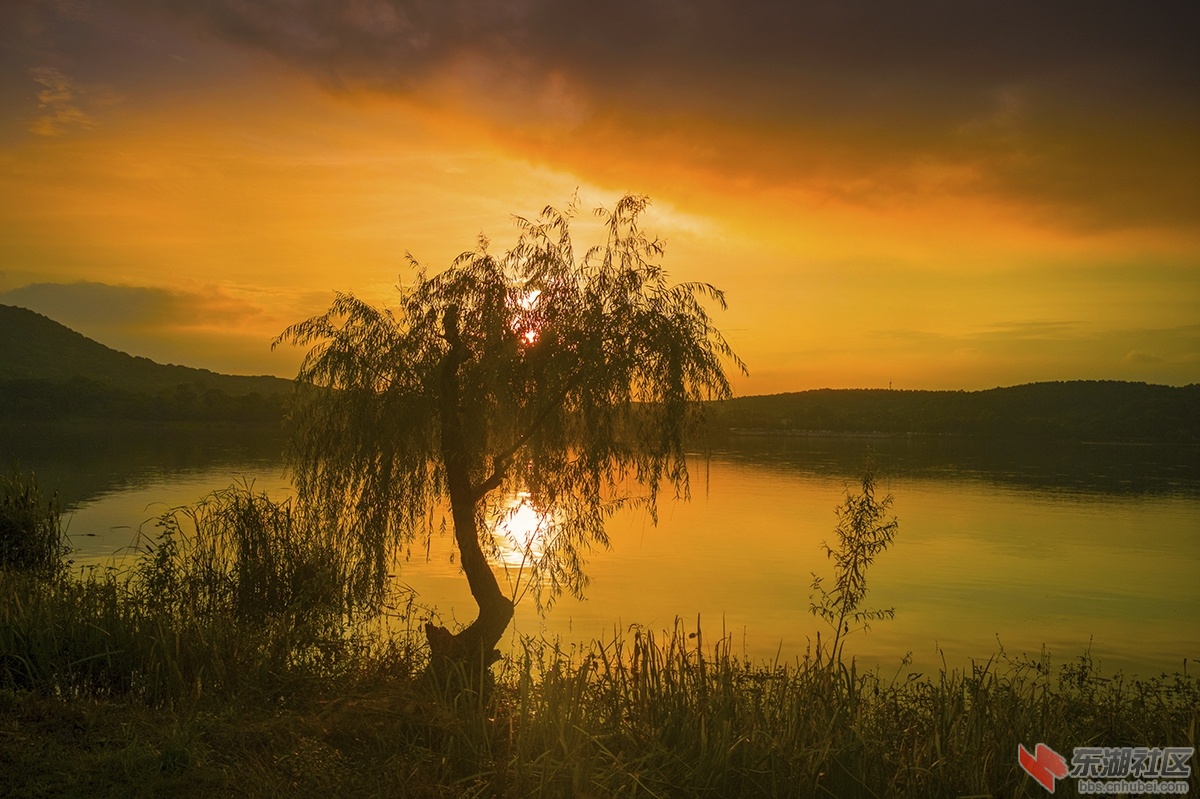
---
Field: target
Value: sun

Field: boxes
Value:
[515,288,542,346]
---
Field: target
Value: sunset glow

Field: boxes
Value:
[1,1,1196,392]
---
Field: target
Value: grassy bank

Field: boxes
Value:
[1,476,1196,797]
[2,600,1195,798]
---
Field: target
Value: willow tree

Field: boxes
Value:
[276,195,745,667]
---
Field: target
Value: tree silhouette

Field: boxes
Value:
[810,457,898,666]
[275,195,745,668]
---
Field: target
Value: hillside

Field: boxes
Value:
[0,305,290,395]
[708,381,1200,444]
[0,304,290,421]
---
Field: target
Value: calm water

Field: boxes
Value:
[3,421,1197,676]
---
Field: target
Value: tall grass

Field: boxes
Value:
[1,482,423,705]
[483,626,1198,798]
[291,621,1196,798]
[0,470,69,578]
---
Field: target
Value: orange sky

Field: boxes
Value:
[2,1,1197,393]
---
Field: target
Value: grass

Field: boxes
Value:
[1,479,1196,797]
[0,470,69,579]
[1,613,1195,798]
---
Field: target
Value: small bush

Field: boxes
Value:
[811,456,899,666]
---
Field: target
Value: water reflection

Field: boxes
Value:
[0,419,286,509]
[1,419,291,564]
[2,421,1197,676]
[492,492,552,569]
[711,433,1200,497]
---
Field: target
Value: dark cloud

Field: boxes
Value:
[106,1,1198,101]
[10,0,1200,231]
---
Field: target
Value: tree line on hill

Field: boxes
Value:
[0,376,285,423]
[706,381,1200,444]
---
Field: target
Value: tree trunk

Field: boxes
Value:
[425,306,514,671]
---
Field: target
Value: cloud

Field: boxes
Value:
[78,0,1191,234]
[875,322,1199,369]
[1124,350,1163,365]
[9,0,1196,232]
[27,66,96,136]
[21,62,123,137]
[873,321,1086,346]
[133,1,1197,101]
[0,281,260,332]
[816,322,1199,390]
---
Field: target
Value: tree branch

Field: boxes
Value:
[471,369,584,501]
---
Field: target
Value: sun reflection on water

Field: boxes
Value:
[492,492,552,569]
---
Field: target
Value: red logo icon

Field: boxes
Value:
[1019,743,1069,792]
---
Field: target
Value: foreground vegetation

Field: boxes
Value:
[1,475,1196,798]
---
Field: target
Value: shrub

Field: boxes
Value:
[810,456,899,666]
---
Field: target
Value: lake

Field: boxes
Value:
[3,420,1197,677]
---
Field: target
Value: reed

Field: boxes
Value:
[0,482,422,706]
[0,470,69,578]
[472,627,1196,798]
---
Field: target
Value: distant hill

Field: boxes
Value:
[3,304,1195,441]
[708,382,1200,444]
[0,304,289,395]
[0,304,290,421]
